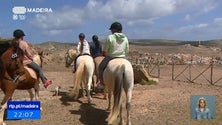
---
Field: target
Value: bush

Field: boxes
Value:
[139,79,157,85]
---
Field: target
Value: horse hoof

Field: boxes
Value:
[88,99,93,104]
[106,108,111,111]
[0,121,6,125]
[74,95,78,100]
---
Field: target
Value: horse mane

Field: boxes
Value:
[0,43,24,74]
[0,59,3,77]
[0,39,16,76]
[0,40,12,56]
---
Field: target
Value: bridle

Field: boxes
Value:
[3,47,25,83]
[65,50,74,66]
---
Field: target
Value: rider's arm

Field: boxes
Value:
[125,38,129,54]
[25,44,33,61]
[76,42,80,54]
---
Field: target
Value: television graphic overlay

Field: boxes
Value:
[190,95,215,119]
[7,101,41,120]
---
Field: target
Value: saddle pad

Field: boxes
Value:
[24,66,37,79]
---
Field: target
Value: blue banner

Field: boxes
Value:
[7,110,41,119]
[7,101,41,120]
[7,101,40,110]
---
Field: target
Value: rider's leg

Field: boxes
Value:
[27,61,52,88]
[73,55,81,73]
[98,56,112,89]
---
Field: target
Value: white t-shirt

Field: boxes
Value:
[76,39,91,55]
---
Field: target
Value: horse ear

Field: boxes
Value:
[38,50,43,56]
[10,39,19,47]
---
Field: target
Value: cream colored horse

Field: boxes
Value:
[65,48,95,103]
[103,58,134,125]
[92,56,104,88]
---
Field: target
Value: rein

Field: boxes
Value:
[65,50,75,65]
[3,47,25,83]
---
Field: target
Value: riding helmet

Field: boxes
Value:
[79,33,85,38]
[109,22,122,31]
[13,29,25,38]
[92,35,98,41]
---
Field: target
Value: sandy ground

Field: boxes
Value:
[0,62,222,125]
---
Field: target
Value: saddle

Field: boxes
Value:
[73,53,92,73]
[99,56,124,79]
[24,66,38,79]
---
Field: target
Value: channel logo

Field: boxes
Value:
[12,6,26,14]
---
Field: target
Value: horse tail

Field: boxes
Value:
[73,63,85,97]
[108,64,124,124]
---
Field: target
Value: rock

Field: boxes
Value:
[133,64,159,84]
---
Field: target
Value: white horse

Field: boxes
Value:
[104,58,134,125]
[65,48,95,103]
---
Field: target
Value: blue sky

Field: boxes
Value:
[0,0,222,44]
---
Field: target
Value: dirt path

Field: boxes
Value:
[1,64,222,125]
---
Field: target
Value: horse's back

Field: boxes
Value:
[104,58,134,85]
[94,56,104,63]
[107,58,133,73]
[77,55,95,74]
[94,56,105,74]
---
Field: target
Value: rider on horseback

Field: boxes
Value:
[98,22,129,89]
[73,33,91,73]
[90,35,102,58]
[13,29,52,88]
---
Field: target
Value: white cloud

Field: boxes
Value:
[42,29,72,36]
[29,0,220,39]
[30,7,84,30]
[178,23,208,32]
[173,0,218,13]
[184,14,191,21]
[214,18,222,26]
[87,0,176,23]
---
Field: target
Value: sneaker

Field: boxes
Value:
[97,83,104,90]
[73,67,76,73]
[44,80,52,88]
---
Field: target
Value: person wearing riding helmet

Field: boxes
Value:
[13,29,52,88]
[90,35,102,58]
[98,22,129,89]
[73,33,91,73]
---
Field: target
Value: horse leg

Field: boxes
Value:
[81,81,86,98]
[123,86,133,125]
[86,77,93,104]
[1,89,14,106]
[103,83,108,100]
[122,68,134,125]
[106,92,111,111]
[34,82,40,100]
[0,102,7,125]
[0,89,14,125]
[119,104,124,125]
[27,89,34,101]
[92,75,96,93]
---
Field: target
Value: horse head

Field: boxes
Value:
[0,46,25,83]
[65,48,77,67]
